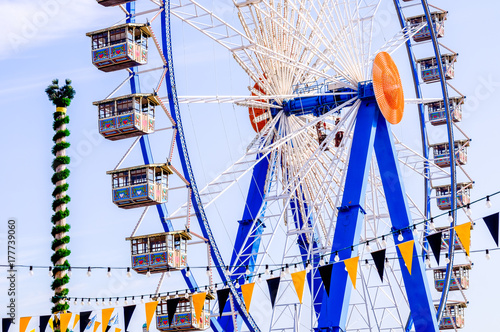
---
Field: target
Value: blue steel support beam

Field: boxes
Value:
[373,114,439,332]
[218,155,269,331]
[290,194,324,318]
[281,90,356,117]
[316,100,379,331]
[316,100,439,331]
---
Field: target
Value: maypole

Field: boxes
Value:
[45,79,76,324]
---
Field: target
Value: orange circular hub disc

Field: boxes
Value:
[249,82,270,133]
[372,52,405,125]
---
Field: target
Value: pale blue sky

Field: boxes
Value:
[1,0,500,331]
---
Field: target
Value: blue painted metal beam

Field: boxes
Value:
[316,99,439,331]
[373,113,439,332]
[218,155,269,331]
[290,192,324,318]
[316,100,379,331]
[281,89,356,117]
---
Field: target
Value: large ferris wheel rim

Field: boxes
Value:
[162,0,460,331]
[419,0,459,324]
[393,0,458,328]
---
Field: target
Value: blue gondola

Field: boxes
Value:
[433,182,472,210]
[417,53,458,83]
[406,11,447,42]
[106,163,172,209]
[430,139,469,168]
[156,293,215,331]
[433,264,471,292]
[435,226,468,251]
[435,302,467,329]
[126,230,191,274]
[86,23,150,72]
[426,96,464,126]
[93,93,158,140]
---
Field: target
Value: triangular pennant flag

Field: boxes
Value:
[145,301,158,331]
[397,240,415,275]
[72,314,80,330]
[48,317,54,332]
[484,213,499,246]
[60,313,72,332]
[241,283,255,313]
[105,325,111,332]
[115,329,122,332]
[216,288,231,318]
[318,264,333,296]
[166,298,180,327]
[426,232,442,265]
[291,270,306,304]
[192,293,206,324]
[344,256,359,289]
[79,312,92,332]
[93,322,101,332]
[455,222,472,256]
[123,305,136,332]
[101,309,114,332]
[20,317,31,332]
[39,315,51,332]
[29,329,35,332]
[266,277,281,308]
[2,318,12,332]
[370,249,386,282]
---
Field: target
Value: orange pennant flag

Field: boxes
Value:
[145,301,158,331]
[344,256,359,289]
[455,222,472,256]
[192,293,206,324]
[397,240,415,275]
[291,270,306,304]
[72,314,80,330]
[241,283,255,313]
[93,322,101,332]
[115,329,122,332]
[101,308,114,332]
[20,317,31,332]
[59,313,72,332]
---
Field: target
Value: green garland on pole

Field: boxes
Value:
[45,79,75,321]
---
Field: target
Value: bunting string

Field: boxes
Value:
[2,195,499,313]
[3,211,494,276]
[46,244,500,305]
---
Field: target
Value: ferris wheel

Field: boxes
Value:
[87,0,473,331]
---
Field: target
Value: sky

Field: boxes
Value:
[1,0,500,331]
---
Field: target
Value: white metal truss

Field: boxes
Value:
[160,0,469,330]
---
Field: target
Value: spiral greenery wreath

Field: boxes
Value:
[45,79,76,316]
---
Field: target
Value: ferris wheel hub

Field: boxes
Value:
[372,52,405,125]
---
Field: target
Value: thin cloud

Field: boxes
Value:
[0,0,116,60]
